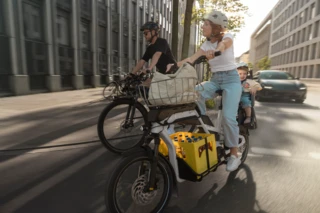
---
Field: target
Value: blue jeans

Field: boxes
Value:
[195,69,241,148]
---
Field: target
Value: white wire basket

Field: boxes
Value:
[139,77,200,106]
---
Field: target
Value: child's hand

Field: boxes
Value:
[243,82,250,88]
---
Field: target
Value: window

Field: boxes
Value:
[314,21,319,38]
[23,3,43,40]
[310,3,316,19]
[0,0,4,34]
[311,43,316,59]
[299,47,304,61]
[305,45,309,60]
[81,21,90,49]
[57,11,71,46]
[98,26,106,48]
[299,11,304,26]
[122,0,128,18]
[308,24,312,40]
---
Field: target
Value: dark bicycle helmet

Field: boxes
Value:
[140,21,160,31]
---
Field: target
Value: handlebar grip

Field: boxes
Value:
[167,63,179,74]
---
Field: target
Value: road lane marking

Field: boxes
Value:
[251,147,292,157]
[309,152,320,160]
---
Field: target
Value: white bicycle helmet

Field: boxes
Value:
[204,10,228,29]
[236,62,249,69]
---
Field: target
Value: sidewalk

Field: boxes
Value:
[0,88,104,119]
[0,88,107,151]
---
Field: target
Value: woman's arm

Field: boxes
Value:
[216,37,233,52]
[176,48,206,67]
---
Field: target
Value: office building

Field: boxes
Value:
[0,0,174,96]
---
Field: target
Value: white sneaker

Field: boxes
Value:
[226,155,241,172]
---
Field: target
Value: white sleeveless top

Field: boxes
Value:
[200,33,237,72]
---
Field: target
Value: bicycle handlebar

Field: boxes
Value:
[167,51,221,74]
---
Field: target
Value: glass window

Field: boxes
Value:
[314,21,319,38]
[98,26,106,48]
[311,3,316,19]
[0,0,4,34]
[311,43,316,59]
[122,0,128,18]
[23,3,43,40]
[260,71,295,80]
[81,21,90,49]
[111,0,117,12]
[57,11,71,46]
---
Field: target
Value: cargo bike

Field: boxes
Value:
[104,56,250,213]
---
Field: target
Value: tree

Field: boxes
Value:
[181,0,195,59]
[177,0,249,59]
[257,56,271,70]
[171,0,179,59]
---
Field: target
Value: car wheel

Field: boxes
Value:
[295,99,305,103]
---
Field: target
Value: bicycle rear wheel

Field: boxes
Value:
[238,126,249,163]
[105,152,173,213]
[97,99,149,154]
[103,82,121,100]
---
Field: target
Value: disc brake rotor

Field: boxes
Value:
[131,174,157,206]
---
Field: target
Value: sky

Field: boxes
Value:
[233,0,280,57]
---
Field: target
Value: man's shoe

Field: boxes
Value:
[226,155,241,172]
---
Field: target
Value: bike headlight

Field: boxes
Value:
[299,87,306,90]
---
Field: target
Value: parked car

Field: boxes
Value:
[253,70,307,103]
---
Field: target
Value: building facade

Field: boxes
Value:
[249,13,272,71]
[250,0,320,79]
[0,0,174,96]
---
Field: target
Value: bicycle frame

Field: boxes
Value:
[149,107,247,183]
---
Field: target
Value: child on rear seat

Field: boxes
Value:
[237,63,262,124]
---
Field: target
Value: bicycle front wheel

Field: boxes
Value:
[97,99,148,154]
[105,152,173,213]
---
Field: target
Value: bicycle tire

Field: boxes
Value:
[103,82,121,99]
[97,99,149,154]
[239,126,249,163]
[105,152,173,213]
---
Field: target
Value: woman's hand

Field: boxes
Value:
[205,50,216,60]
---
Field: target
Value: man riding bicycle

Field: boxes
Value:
[131,21,176,76]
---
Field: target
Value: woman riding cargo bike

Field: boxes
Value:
[104,10,250,213]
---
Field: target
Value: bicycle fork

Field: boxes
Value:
[123,99,137,128]
[143,134,160,192]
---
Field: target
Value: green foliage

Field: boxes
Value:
[257,56,271,70]
[247,62,253,70]
[192,0,249,33]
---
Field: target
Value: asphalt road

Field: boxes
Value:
[1,85,320,213]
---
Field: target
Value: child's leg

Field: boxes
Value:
[244,107,251,124]
[241,93,252,124]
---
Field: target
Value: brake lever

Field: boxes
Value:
[193,51,222,66]
[167,63,179,74]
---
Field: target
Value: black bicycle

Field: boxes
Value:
[97,73,152,154]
